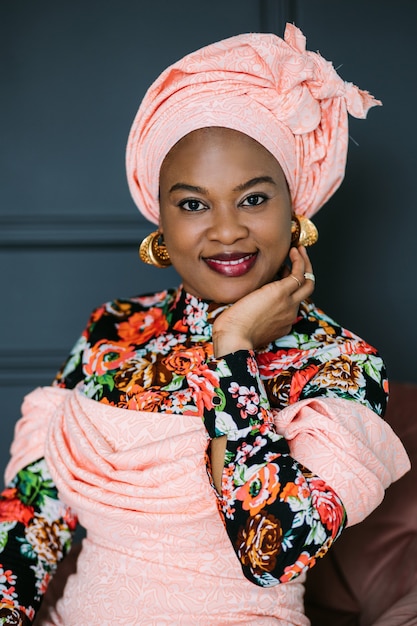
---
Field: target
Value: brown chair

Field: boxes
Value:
[304,382,417,626]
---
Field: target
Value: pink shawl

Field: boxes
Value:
[6,386,410,625]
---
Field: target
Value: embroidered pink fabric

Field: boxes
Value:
[126,23,381,224]
[5,386,409,624]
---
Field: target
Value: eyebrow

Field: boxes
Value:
[233,176,277,192]
[169,176,277,195]
[169,182,207,194]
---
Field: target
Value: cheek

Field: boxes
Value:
[159,207,178,245]
[163,232,182,256]
[161,219,197,260]
[259,218,292,249]
[162,212,203,248]
[260,229,292,272]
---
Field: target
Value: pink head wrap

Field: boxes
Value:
[126,23,380,225]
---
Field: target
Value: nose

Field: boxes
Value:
[206,207,249,245]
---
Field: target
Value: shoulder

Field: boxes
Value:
[52,288,177,389]
[257,301,387,415]
[86,288,176,329]
[281,300,380,356]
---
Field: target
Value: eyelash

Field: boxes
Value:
[178,194,268,212]
[178,199,207,212]
[241,194,268,207]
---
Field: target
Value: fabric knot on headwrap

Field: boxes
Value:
[126,23,381,224]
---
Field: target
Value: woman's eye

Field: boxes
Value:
[179,199,206,212]
[241,194,267,207]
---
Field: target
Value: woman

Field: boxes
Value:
[0,24,410,625]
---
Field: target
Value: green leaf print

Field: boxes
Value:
[363,357,383,384]
[15,469,57,508]
[162,374,185,391]
[215,359,233,378]
[213,388,226,411]
[97,373,115,391]
[0,522,16,553]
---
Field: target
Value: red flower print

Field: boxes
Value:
[246,355,258,377]
[63,508,78,531]
[309,478,345,538]
[279,551,313,583]
[280,481,299,501]
[164,345,207,375]
[0,488,34,527]
[168,389,194,413]
[280,474,310,502]
[90,304,106,324]
[38,571,51,595]
[187,367,219,414]
[117,308,168,344]
[289,363,320,403]
[172,319,188,333]
[133,290,168,307]
[128,389,170,412]
[257,349,306,378]
[340,339,378,356]
[164,346,218,414]
[235,463,281,516]
[0,565,16,587]
[259,407,274,428]
[84,340,136,376]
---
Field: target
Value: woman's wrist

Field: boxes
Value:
[212,331,253,358]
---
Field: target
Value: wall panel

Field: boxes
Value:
[0,0,283,477]
[1,1,416,482]
[295,0,417,385]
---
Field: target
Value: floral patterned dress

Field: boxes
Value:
[0,287,387,625]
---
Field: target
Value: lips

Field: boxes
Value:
[203,252,257,277]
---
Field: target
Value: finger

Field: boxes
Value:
[298,246,315,284]
[297,275,315,300]
[288,272,315,301]
[284,249,315,302]
[298,246,313,273]
[288,273,303,290]
[286,273,314,303]
[287,247,306,291]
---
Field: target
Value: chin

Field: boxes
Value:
[203,280,264,304]
[184,266,277,303]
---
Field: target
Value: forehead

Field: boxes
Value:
[165,126,273,158]
[160,127,284,183]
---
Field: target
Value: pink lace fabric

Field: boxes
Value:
[272,397,410,527]
[5,386,410,625]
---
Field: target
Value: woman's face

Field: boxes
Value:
[159,127,292,304]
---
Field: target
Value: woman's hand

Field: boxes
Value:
[212,246,314,357]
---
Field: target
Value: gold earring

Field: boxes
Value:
[291,215,318,247]
[139,230,171,268]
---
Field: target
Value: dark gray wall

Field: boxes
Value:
[295,1,417,387]
[1,1,416,480]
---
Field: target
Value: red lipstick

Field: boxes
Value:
[204,252,257,277]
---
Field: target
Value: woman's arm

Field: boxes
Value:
[0,458,76,624]
[205,247,397,586]
[204,349,346,587]
[206,341,407,586]
[0,327,87,625]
